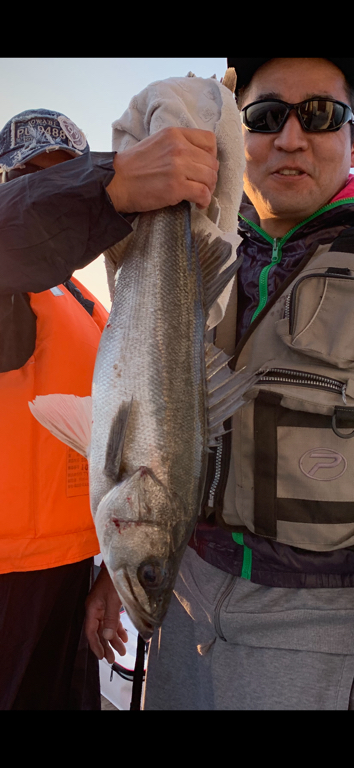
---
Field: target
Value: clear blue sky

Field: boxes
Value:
[0,58,228,307]
[0,58,228,151]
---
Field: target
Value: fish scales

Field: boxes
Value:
[90,202,206,509]
[89,201,210,638]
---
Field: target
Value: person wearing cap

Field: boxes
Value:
[0,107,219,709]
[141,58,354,711]
[0,109,117,711]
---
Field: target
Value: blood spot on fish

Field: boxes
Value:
[111,518,142,533]
[106,322,111,328]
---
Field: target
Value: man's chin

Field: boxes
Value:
[261,190,326,232]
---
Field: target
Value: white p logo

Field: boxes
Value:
[299,448,347,481]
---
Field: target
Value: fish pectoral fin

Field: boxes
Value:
[104,399,133,483]
[28,394,91,458]
[195,232,243,314]
[206,343,261,445]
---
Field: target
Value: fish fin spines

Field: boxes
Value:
[194,233,242,313]
[205,343,260,444]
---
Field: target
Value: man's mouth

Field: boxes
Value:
[273,168,307,177]
[278,169,303,176]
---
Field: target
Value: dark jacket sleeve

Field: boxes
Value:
[0,150,133,294]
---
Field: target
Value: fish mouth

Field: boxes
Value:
[130,618,155,643]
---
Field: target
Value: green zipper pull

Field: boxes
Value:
[272,238,280,262]
[251,237,283,322]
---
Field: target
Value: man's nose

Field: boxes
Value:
[273,110,309,151]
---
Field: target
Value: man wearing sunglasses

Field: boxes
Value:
[236,58,354,242]
[142,58,354,711]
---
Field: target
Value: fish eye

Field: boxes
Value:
[137,560,168,591]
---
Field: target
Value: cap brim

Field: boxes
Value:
[2,145,82,171]
[227,57,354,95]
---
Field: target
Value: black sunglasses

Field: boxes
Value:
[241,98,354,133]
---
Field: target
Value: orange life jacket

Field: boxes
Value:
[0,276,109,573]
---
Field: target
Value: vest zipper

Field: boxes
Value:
[284,293,291,318]
[207,436,223,507]
[251,237,283,321]
[240,197,354,326]
[259,367,347,403]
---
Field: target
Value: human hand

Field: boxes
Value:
[85,566,128,663]
[105,127,219,214]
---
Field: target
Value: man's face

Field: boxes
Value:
[241,58,354,238]
[27,149,73,169]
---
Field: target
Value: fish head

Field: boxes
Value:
[96,466,189,641]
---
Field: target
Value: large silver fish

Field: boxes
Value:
[29,201,258,640]
[89,200,251,640]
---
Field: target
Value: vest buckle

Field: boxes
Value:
[331,406,354,439]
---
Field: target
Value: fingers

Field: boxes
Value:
[84,572,138,666]
[102,623,128,661]
[178,127,218,157]
[102,618,129,644]
[85,613,106,660]
[106,126,220,213]
[86,617,128,662]
[100,627,127,663]
[97,615,129,662]
[84,568,128,662]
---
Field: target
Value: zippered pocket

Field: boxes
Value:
[258,367,354,437]
[259,367,348,403]
[276,267,354,368]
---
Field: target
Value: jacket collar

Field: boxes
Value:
[239,174,354,238]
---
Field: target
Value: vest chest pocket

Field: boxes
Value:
[276,267,354,369]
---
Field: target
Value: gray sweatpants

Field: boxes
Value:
[143,547,354,710]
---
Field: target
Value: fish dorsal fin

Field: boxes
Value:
[206,343,261,445]
[195,232,242,315]
[28,394,92,458]
[221,67,237,94]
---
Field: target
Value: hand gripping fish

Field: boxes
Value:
[29,71,259,641]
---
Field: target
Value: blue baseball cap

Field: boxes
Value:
[0,108,89,171]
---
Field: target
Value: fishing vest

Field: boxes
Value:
[211,234,354,552]
[0,277,108,574]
